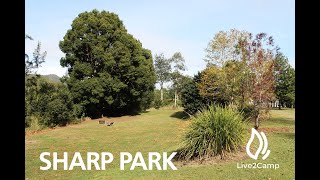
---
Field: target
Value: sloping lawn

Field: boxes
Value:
[25,108,295,179]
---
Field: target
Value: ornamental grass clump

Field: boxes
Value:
[176,105,245,160]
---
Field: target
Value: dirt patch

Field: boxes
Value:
[25,128,56,136]
[256,127,294,133]
[174,149,248,167]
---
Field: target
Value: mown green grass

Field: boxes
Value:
[25,108,295,179]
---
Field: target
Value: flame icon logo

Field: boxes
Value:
[246,128,271,160]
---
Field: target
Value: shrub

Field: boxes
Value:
[27,115,43,132]
[238,104,258,121]
[176,106,245,160]
[154,99,162,109]
[25,77,77,129]
[44,99,71,127]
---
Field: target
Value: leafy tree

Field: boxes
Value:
[26,79,76,128]
[198,65,228,105]
[198,60,251,108]
[41,83,75,127]
[274,53,295,108]
[25,34,47,127]
[180,72,206,115]
[25,35,77,130]
[154,53,171,102]
[204,29,249,67]
[59,10,156,117]
[25,35,47,75]
[237,32,276,128]
[169,52,186,108]
[203,29,277,129]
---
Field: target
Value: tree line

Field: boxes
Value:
[179,29,295,128]
[25,10,294,130]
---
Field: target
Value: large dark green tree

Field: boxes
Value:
[59,10,156,117]
[274,53,295,109]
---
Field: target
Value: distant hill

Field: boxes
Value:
[41,74,61,83]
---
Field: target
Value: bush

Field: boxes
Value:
[238,104,258,121]
[176,106,245,160]
[153,99,162,109]
[26,115,43,132]
[44,99,71,127]
[25,77,77,129]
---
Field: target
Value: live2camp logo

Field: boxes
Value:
[246,128,270,160]
[237,128,280,170]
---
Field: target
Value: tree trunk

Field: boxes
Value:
[276,100,280,109]
[160,84,163,102]
[174,89,177,109]
[254,112,260,129]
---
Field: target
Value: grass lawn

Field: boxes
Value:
[25,108,295,179]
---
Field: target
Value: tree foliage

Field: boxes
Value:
[153,52,186,107]
[154,53,172,101]
[201,30,277,128]
[274,53,295,108]
[169,52,186,108]
[25,78,76,128]
[25,35,80,130]
[204,29,249,67]
[199,60,253,108]
[25,35,47,75]
[59,10,156,117]
[180,72,206,115]
[239,33,276,107]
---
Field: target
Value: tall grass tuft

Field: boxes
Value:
[176,105,245,160]
[26,115,44,132]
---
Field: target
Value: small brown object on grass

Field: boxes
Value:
[98,120,114,126]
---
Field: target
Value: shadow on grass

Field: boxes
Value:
[265,117,295,126]
[170,111,190,121]
[90,110,150,120]
[139,110,150,114]
[275,132,295,139]
[271,107,295,110]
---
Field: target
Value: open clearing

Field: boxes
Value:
[25,108,295,179]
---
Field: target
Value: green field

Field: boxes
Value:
[25,108,295,179]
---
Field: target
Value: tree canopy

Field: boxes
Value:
[190,29,278,128]
[59,9,156,117]
[204,29,249,67]
[274,52,295,108]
